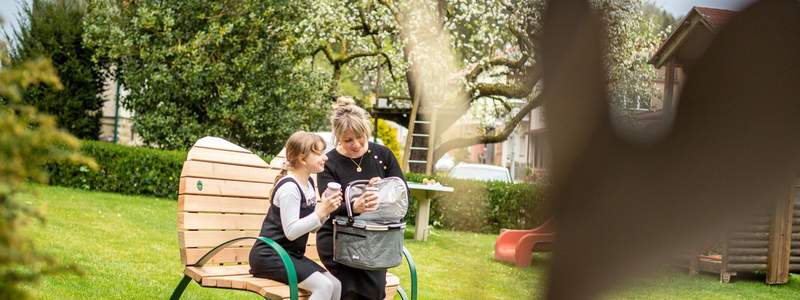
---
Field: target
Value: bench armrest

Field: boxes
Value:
[401,246,418,300]
[191,236,300,300]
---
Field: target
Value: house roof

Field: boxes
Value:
[649,7,738,67]
[694,7,736,30]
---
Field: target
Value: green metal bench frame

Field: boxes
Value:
[170,237,418,300]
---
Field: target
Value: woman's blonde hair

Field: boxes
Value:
[331,96,372,140]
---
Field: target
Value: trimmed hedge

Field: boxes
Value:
[404,173,550,234]
[46,141,546,233]
[47,141,187,198]
[47,141,276,199]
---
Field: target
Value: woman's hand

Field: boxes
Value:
[355,177,382,213]
[353,191,379,213]
[315,190,342,219]
[368,177,381,187]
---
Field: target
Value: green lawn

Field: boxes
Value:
[16,184,800,299]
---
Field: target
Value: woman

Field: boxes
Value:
[316,98,407,300]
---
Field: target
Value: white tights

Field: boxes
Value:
[298,271,341,300]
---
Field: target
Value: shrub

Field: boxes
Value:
[484,180,549,231]
[405,172,549,233]
[48,141,186,198]
[6,0,106,140]
[48,140,276,199]
[374,118,402,162]
[1,36,91,299]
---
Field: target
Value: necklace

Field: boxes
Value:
[349,155,365,173]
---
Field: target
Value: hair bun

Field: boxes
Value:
[334,96,356,110]
[332,96,369,120]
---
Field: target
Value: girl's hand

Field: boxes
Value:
[353,191,379,213]
[315,190,341,219]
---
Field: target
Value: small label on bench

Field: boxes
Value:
[196,180,203,191]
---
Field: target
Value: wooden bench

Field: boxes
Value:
[169,137,417,300]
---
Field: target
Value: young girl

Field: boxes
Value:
[249,131,342,300]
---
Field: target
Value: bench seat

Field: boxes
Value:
[185,265,399,300]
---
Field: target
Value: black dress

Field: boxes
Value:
[249,176,326,284]
[317,142,406,300]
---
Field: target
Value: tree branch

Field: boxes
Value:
[488,95,513,112]
[509,23,534,56]
[461,19,533,85]
[357,4,398,82]
[472,64,542,99]
[312,45,336,65]
[433,93,544,162]
[464,52,532,87]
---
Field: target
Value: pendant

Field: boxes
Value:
[357,167,362,172]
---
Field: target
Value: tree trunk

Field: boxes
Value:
[330,64,342,98]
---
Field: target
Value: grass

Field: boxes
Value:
[604,272,800,299]
[16,184,800,299]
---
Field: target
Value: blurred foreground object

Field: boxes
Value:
[1,24,94,298]
[541,0,800,298]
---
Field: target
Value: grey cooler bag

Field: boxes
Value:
[333,177,408,270]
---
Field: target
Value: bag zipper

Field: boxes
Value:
[335,231,367,238]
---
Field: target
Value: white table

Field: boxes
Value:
[407,182,454,241]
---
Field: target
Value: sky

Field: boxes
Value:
[0,0,762,44]
[651,0,757,17]
[1,0,25,39]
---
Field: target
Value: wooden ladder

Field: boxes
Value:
[402,97,437,175]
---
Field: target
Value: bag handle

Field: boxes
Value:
[343,179,369,224]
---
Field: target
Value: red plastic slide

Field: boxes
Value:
[494,219,554,267]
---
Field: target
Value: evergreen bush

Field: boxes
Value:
[6,0,106,140]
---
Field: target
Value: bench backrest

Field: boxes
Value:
[178,137,318,266]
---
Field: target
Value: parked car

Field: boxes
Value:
[434,153,455,172]
[447,163,512,182]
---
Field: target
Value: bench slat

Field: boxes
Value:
[179,231,316,248]
[183,246,252,265]
[270,149,287,168]
[304,246,320,261]
[248,278,310,299]
[202,274,253,289]
[186,266,398,300]
[179,230,261,248]
[179,213,265,230]
[179,194,270,214]
[186,265,251,281]
[181,160,281,183]
[188,146,268,168]
[181,248,318,266]
[180,177,271,199]
[193,136,253,153]
[224,276,308,300]
[181,241,319,265]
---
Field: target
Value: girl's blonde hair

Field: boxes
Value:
[273,131,326,185]
[284,131,326,170]
[286,131,326,168]
[331,96,372,141]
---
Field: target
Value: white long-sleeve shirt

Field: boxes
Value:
[273,176,327,241]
